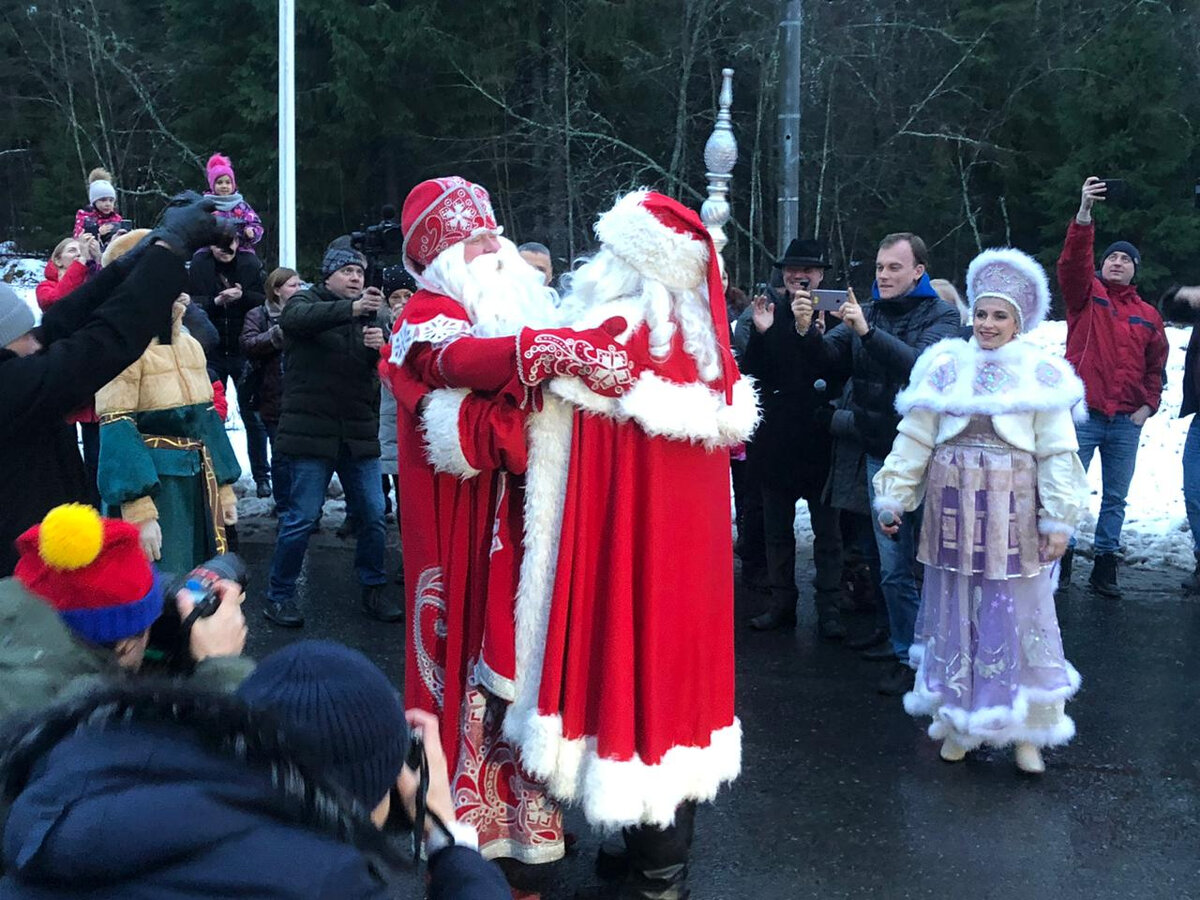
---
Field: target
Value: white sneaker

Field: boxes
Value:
[1014,742,1045,774]
[939,736,966,762]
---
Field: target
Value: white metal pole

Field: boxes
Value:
[278,0,296,268]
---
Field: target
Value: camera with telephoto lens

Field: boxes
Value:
[144,553,247,675]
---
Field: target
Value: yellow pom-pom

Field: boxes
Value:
[38,504,104,571]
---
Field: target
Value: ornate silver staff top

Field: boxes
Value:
[701,68,737,257]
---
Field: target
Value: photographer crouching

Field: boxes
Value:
[0,641,509,897]
[0,503,250,721]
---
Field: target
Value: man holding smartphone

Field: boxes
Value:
[790,233,961,696]
[1056,177,1167,598]
[743,238,846,638]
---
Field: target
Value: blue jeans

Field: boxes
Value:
[1072,411,1142,554]
[1183,417,1200,553]
[866,455,924,660]
[267,446,386,604]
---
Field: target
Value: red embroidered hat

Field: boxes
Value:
[401,176,499,274]
[594,190,733,400]
[14,503,163,645]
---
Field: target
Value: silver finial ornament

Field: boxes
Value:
[701,68,737,256]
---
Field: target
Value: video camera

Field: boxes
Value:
[144,553,247,675]
[351,204,404,290]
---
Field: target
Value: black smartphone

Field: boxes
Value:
[1100,178,1130,206]
[753,282,768,298]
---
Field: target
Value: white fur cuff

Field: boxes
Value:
[1037,519,1075,537]
[420,388,482,478]
[872,495,904,517]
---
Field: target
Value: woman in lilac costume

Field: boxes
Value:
[873,248,1089,774]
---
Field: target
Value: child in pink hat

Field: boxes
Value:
[205,153,264,253]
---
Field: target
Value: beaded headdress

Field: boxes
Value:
[965,248,1051,333]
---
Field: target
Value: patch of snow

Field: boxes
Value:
[789,320,1195,572]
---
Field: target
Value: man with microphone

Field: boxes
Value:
[742,238,847,639]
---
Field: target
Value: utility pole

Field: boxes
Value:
[278,0,296,268]
[776,0,801,254]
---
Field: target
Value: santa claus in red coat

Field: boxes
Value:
[382,176,637,864]
[503,190,759,897]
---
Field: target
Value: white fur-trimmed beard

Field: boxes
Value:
[418,237,561,337]
[563,248,721,383]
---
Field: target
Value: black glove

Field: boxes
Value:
[149,191,229,258]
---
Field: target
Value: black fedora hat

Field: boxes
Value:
[774,238,830,269]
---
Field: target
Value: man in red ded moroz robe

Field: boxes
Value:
[381,176,638,864]
[502,190,760,899]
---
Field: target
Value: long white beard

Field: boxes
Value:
[419,238,561,337]
[564,248,721,383]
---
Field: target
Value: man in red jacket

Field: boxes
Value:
[1057,176,1168,597]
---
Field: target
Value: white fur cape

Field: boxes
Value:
[895,337,1087,424]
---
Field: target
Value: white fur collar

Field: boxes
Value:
[895,337,1087,422]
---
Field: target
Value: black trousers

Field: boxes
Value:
[762,483,843,617]
[732,457,766,578]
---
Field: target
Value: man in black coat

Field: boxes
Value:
[264,242,399,627]
[791,233,961,696]
[741,239,847,638]
[0,198,225,576]
[189,236,272,496]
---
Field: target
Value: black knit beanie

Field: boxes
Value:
[1102,240,1140,271]
[237,640,409,809]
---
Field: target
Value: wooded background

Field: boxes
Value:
[2,0,1198,300]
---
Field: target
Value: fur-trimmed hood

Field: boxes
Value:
[895,336,1087,422]
[0,683,410,894]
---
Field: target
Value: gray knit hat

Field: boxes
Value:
[0,283,36,348]
[236,640,410,809]
[321,240,367,280]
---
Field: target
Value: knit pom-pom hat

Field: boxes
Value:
[87,166,116,205]
[14,504,163,645]
[206,153,236,192]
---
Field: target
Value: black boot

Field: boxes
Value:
[815,595,846,640]
[748,599,797,631]
[1088,552,1121,598]
[1181,551,1200,594]
[621,801,695,900]
[1055,547,1073,595]
[361,584,404,622]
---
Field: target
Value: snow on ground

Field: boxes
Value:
[792,319,1194,571]
[5,252,1192,567]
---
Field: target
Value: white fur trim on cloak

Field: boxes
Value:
[905,645,1081,751]
[895,337,1087,424]
[420,388,482,479]
[593,190,708,291]
[1037,518,1075,537]
[546,370,759,449]
[503,393,743,829]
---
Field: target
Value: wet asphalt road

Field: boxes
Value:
[239,523,1200,900]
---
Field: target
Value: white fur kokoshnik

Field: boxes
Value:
[966,247,1051,333]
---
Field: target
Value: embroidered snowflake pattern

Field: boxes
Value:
[440,199,476,231]
[1035,361,1062,387]
[973,360,1015,395]
[927,357,957,393]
